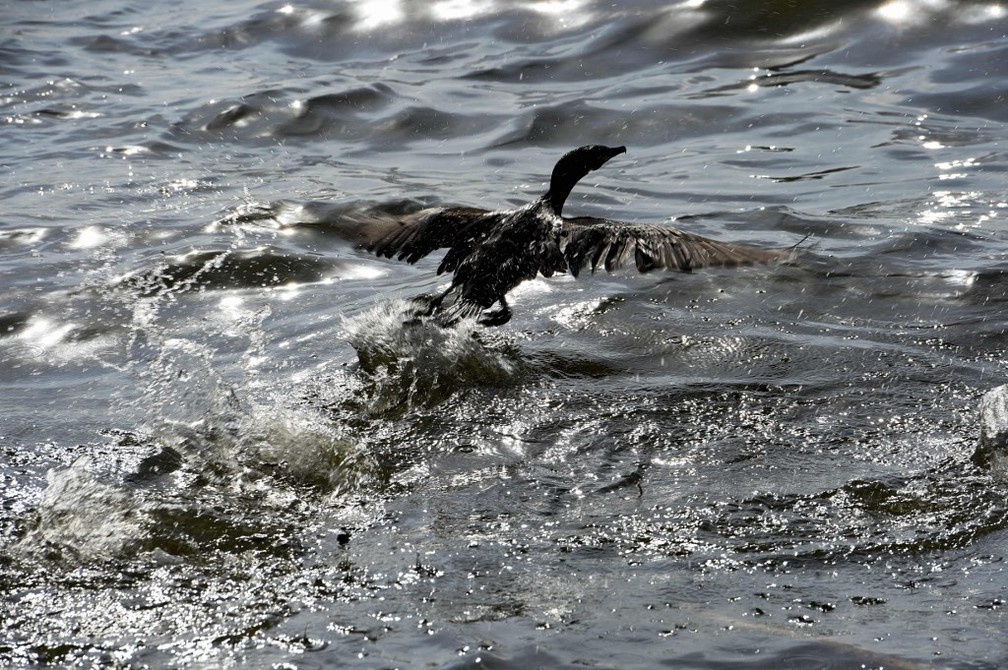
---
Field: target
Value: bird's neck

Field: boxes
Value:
[543,185,573,216]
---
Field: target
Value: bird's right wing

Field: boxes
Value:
[561,217,794,277]
[361,206,492,266]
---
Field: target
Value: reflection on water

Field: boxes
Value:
[3,0,1008,667]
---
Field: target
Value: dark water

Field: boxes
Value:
[3,0,1008,667]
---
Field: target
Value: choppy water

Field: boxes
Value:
[3,0,1008,667]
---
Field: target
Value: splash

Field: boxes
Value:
[17,458,149,562]
[127,323,373,501]
[341,300,521,416]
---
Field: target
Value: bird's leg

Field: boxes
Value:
[409,285,453,319]
[477,297,512,327]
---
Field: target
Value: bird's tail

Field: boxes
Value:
[433,298,485,327]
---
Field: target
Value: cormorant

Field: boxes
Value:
[362,145,793,326]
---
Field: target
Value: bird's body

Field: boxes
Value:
[361,145,793,326]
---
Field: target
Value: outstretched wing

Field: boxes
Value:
[560,216,792,277]
[362,206,492,266]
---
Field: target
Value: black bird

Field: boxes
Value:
[363,145,792,326]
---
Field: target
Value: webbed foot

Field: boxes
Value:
[477,298,512,327]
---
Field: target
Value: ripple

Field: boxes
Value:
[118,247,348,296]
[0,227,47,250]
[698,68,883,98]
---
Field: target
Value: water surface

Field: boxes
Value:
[2,0,1008,667]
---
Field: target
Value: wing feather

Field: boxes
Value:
[361,206,492,269]
[562,216,790,276]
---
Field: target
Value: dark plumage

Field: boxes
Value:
[362,145,793,326]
